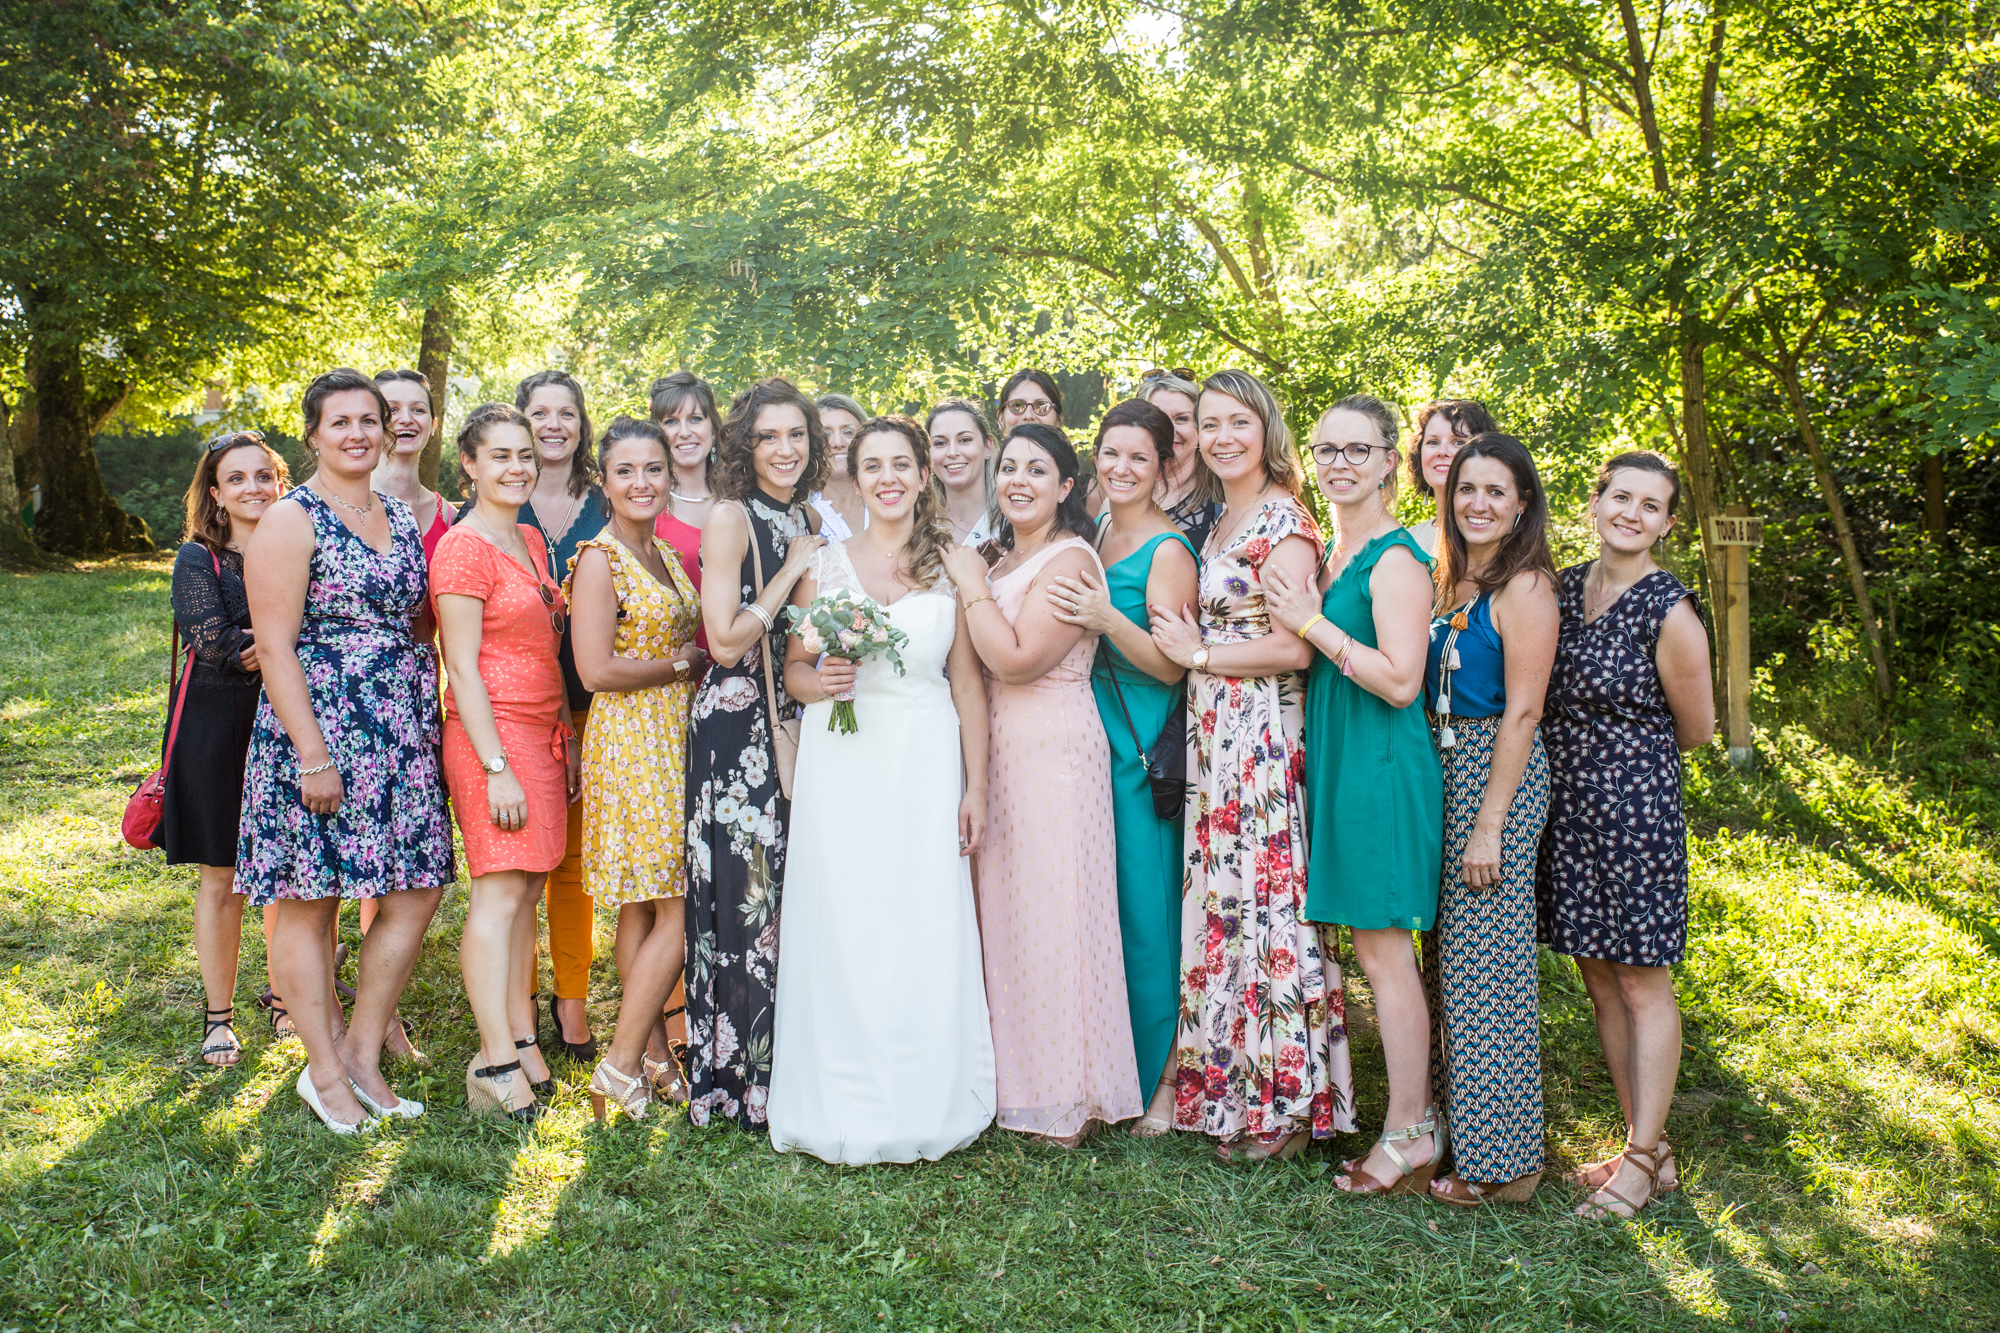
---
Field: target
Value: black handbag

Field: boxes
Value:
[1100,655,1192,820]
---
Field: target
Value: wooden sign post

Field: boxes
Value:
[1705,504,1764,769]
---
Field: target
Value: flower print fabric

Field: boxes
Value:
[684,493,812,1131]
[1173,495,1356,1142]
[235,487,455,903]
[571,535,704,906]
[1536,563,1698,966]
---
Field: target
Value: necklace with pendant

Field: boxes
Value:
[323,486,374,519]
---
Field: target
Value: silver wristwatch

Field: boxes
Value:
[482,753,508,775]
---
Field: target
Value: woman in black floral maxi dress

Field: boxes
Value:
[684,379,827,1131]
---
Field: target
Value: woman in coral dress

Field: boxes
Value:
[943,422,1140,1146]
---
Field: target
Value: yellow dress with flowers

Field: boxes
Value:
[569,534,703,905]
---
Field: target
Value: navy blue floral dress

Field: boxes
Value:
[1536,563,1697,966]
[235,487,456,904]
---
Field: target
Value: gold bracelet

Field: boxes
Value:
[1296,613,1326,640]
[746,603,774,632]
[962,594,996,611]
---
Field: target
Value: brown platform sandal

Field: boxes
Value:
[1331,1110,1444,1196]
[1576,1141,1660,1220]
[1431,1170,1543,1206]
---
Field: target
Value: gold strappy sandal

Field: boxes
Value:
[1332,1110,1444,1196]
[588,1057,652,1123]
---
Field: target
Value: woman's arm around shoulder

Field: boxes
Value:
[1656,595,1716,751]
[947,597,990,856]
[972,545,1095,685]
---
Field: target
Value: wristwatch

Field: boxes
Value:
[672,658,690,682]
[482,753,508,775]
[1191,646,1211,674]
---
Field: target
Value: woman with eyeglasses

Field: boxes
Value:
[237,369,454,1133]
[1147,369,1354,1164]
[927,398,1000,547]
[1133,368,1223,555]
[1420,433,1559,1206]
[1264,396,1445,1196]
[1406,400,1499,557]
[171,431,288,1067]
[515,370,605,1064]
[433,403,580,1121]
[997,369,1064,437]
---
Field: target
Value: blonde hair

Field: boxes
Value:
[1318,394,1404,505]
[1201,368,1300,493]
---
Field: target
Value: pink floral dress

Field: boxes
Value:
[1173,495,1356,1142]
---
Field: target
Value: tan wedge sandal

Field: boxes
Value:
[1332,1110,1445,1196]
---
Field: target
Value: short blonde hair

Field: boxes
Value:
[1318,394,1404,505]
[1201,368,1300,493]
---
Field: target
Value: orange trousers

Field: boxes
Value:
[541,708,594,1000]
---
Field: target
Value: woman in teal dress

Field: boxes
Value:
[1264,395,1445,1197]
[1049,399,1200,1134]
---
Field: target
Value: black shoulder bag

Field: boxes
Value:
[1100,654,1192,820]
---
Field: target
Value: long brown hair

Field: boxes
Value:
[1408,398,1499,499]
[183,432,290,551]
[515,369,596,498]
[713,377,831,503]
[851,415,952,591]
[1434,432,1556,608]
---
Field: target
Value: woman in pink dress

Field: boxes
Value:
[1150,369,1356,1163]
[942,422,1141,1147]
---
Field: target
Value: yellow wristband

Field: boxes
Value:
[1297,613,1327,640]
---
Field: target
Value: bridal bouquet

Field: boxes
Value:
[788,590,909,734]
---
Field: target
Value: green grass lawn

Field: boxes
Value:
[0,557,1994,1332]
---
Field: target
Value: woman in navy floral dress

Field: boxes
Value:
[1537,452,1714,1220]
[238,369,456,1134]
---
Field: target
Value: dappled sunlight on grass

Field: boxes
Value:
[0,565,1994,1329]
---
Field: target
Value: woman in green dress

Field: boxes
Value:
[1048,399,1200,1135]
[1264,395,1444,1195]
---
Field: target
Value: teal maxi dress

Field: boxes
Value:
[1301,528,1444,930]
[1091,529,1200,1093]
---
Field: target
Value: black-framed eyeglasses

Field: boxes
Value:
[207,429,265,453]
[1311,441,1392,466]
[536,581,566,634]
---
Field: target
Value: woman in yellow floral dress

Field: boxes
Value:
[566,419,709,1119]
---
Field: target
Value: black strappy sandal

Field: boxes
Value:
[256,989,296,1041]
[199,1005,240,1066]
[515,1036,556,1096]
[544,992,597,1062]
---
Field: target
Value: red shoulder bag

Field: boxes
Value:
[123,550,219,851]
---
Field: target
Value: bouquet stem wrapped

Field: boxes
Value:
[787,591,909,734]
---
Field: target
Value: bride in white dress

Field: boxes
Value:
[768,416,996,1164]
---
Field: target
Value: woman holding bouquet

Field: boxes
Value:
[686,378,826,1132]
[1147,369,1355,1163]
[768,416,996,1163]
[941,422,1140,1146]
[1046,399,1199,1135]
[567,419,708,1120]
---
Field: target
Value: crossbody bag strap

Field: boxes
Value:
[1098,652,1148,763]
[741,501,786,740]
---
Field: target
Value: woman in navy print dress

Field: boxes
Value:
[1537,451,1714,1220]
[238,368,456,1134]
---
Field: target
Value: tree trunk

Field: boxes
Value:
[0,395,49,567]
[1923,450,1947,546]
[1677,334,1732,706]
[416,301,453,493]
[1774,362,1893,700]
[29,337,146,556]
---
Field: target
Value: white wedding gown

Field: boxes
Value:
[768,542,996,1164]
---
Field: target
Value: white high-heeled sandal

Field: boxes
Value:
[296,1068,373,1135]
